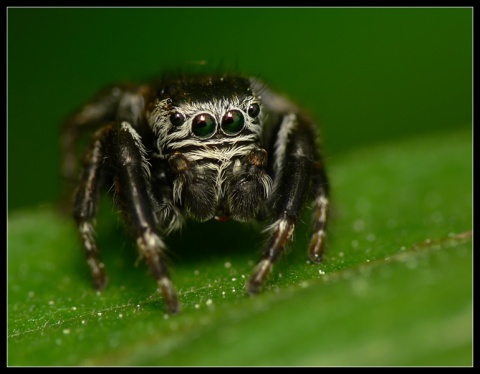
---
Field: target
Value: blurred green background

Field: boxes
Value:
[8,7,472,211]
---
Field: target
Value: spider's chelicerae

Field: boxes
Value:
[62,73,329,314]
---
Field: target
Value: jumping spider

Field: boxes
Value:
[62,73,329,314]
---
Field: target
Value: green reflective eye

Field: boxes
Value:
[221,110,245,135]
[192,113,216,138]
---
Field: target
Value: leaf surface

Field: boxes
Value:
[8,128,472,366]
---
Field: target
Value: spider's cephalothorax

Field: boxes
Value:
[149,76,273,225]
[62,73,329,314]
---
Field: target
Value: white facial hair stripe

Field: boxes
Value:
[166,134,258,152]
[149,96,263,158]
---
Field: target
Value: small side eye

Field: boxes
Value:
[170,112,185,127]
[247,103,260,118]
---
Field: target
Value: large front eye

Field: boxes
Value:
[192,113,216,138]
[221,110,245,135]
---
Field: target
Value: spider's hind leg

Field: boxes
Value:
[308,169,329,263]
[73,125,113,290]
[61,86,127,209]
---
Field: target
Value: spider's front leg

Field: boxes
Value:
[247,113,329,294]
[104,122,180,314]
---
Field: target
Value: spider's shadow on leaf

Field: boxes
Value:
[90,197,268,271]
[166,219,265,263]
[69,194,317,294]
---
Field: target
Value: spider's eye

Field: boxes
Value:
[247,103,260,118]
[170,112,185,127]
[221,110,245,135]
[192,113,216,138]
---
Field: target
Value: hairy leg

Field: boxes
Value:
[73,125,113,290]
[247,113,323,293]
[105,122,180,314]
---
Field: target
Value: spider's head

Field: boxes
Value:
[148,74,263,152]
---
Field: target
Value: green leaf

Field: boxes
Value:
[8,128,472,366]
